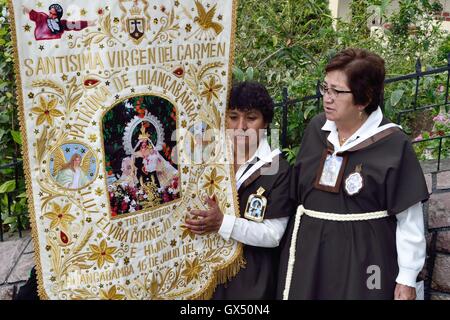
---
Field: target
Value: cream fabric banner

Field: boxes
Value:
[9,0,241,299]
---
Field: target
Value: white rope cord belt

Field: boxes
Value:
[282,205,389,300]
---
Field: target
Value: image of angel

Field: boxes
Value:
[22,3,95,41]
[103,95,180,217]
[51,145,96,190]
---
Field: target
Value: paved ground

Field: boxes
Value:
[0,230,34,300]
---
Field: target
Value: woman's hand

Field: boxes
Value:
[185,195,223,235]
[394,283,416,300]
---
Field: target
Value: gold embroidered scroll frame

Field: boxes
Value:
[9,0,241,300]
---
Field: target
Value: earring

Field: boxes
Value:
[359,111,363,120]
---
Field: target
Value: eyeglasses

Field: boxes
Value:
[319,83,352,98]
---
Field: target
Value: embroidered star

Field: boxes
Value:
[99,175,104,180]
[23,24,31,32]
[28,92,34,99]
[65,148,70,153]
[218,15,223,21]
[80,9,87,16]
[61,74,68,81]
[39,192,43,197]
[92,120,97,125]
[88,134,97,143]
[131,88,135,93]
[38,45,44,51]
[65,124,71,130]
[34,129,39,134]
[68,34,73,40]
[101,203,106,208]
[115,94,120,100]
[99,44,104,49]
[181,120,187,128]
[113,17,119,23]
[105,81,110,86]
[81,148,86,154]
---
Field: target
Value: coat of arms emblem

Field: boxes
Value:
[120,0,150,44]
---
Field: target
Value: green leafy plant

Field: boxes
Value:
[413,108,450,161]
[234,0,448,163]
[0,0,28,234]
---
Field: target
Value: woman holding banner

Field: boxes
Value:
[185,81,294,299]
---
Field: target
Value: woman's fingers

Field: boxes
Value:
[185,218,204,226]
[204,195,219,209]
[190,210,208,218]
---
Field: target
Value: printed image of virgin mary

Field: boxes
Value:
[103,95,180,216]
[133,124,178,192]
[55,153,90,189]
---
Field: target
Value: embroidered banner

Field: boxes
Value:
[9,0,240,299]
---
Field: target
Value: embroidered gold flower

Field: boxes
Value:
[180,224,195,240]
[100,286,125,300]
[43,203,76,230]
[202,168,224,196]
[31,96,63,126]
[88,239,117,268]
[182,257,202,283]
[95,187,103,196]
[200,77,223,104]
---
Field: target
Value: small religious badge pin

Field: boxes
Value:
[244,187,267,222]
[345,164,364,196]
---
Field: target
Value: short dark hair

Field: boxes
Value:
[49,4,63,19]
[229,81,274,124]
[325,48,385,115]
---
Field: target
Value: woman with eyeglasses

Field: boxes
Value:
[278,48,429,300]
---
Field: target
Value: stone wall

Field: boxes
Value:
[422,161,450,300]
